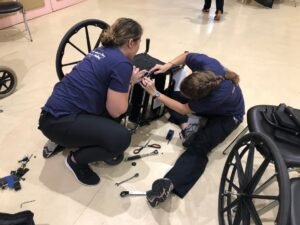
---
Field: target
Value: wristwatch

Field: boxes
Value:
[153,91,161,98]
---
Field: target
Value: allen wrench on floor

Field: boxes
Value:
[115,173,139,186]
[20,200,35,208]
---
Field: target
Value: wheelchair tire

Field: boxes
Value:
[103,153,124,166]
[218,132,290,225]
[55,19,109,80]
[0,66,17,99]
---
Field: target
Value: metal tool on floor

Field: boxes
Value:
[126,150,159,161]
[115,173,139,186]
[120,190,146,197]
[133,139,161,154]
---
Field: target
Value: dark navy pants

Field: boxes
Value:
[165,115,239,198]
[38,112,131,164]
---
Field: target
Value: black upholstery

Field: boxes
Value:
[290,177,300,225]
[0,2,23,14]
[247,105,300,167]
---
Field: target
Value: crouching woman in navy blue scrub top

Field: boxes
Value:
[141,52,245,207]
[38,18,144,185]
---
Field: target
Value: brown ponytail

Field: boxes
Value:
[225,70,240,85]
[180,71,224,99]
[100,18,143,48]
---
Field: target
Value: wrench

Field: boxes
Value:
[120,191,146,197]
[126,150,159,161]
[115,173,139,186]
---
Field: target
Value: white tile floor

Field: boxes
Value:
[0,0,300,224]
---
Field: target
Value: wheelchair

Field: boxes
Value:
[55,19,181,132]
[218,104,300,225]
[0,65,17,99]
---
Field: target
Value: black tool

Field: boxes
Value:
[126,150,159,161]
[133,139,161,154]
[166,129,175,144]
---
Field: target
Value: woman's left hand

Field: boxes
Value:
[131,66,147,85]
[141,77,157,96]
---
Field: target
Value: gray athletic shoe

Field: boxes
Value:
[179,123,200,147]
[43,140,64,159]
[146,178,174,208]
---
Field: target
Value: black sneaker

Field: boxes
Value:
[179,123,200,147]
[65,153,100,185]
[146,178,174,208]
[43,140,65,158]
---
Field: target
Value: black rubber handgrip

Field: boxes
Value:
[127,155,141,161]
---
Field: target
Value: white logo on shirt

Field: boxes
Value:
[88,51,106,60]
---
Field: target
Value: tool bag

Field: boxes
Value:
[261,103,300,146]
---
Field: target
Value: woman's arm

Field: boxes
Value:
[141,77,193,115]
[106,88,130,118]
[150,52,189,74]
[106,67,144,118]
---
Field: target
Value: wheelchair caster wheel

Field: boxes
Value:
[0,66,17,99]
[104,153,124,165]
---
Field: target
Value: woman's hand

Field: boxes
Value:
[140,77,157,96]
[131,66,147,84]
[149,62,173,75]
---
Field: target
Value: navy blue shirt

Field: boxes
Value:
[43,47,132,117]
[186,53,245,122]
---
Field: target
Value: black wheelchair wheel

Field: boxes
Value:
[55,19,109,80]
[0,66,17,99]
[218,132,290,225]
[103,153,124,166]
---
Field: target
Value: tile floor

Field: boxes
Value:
[0,0,300,224]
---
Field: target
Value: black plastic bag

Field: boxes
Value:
[0,210,35,225]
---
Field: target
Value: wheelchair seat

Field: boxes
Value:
[247,105,300,168]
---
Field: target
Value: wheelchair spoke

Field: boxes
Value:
[93,28,105,50]
[61,60,82,67]
[1,72,11,82]
[84,26,92,52]
[247,158,270,193]
[0,72,10,90]
[93,36,101,50]
[233,202,242,225]
[221,198,239,213]
[225,178,240,192]
[244,142,254,184]
[244,199,263,225]
[234,150,246,188]
[241,200,250,225]
[248,194,279,200]
[67,41,87,57]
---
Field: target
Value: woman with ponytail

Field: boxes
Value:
[141,52,245,207]
[39,18,144,186]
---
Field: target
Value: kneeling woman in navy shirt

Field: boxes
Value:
[39,18,144,185]
[141,52,245,207]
